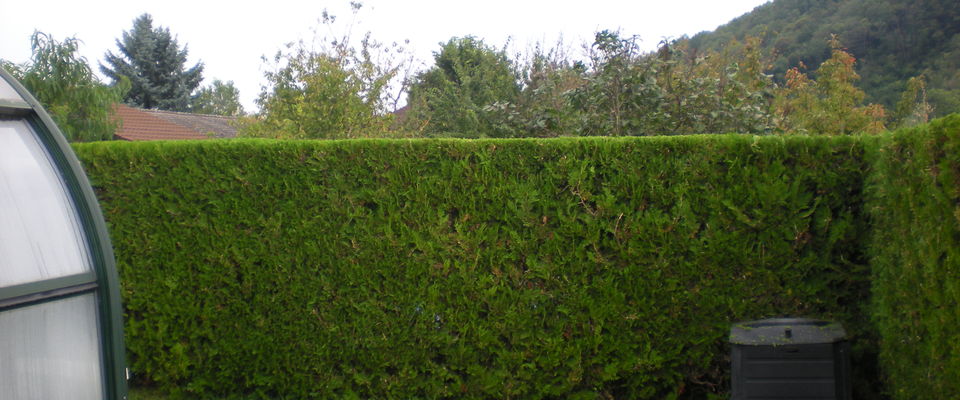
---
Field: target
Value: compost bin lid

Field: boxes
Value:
[729,318,846,345]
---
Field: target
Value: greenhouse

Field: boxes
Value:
[0,68,126,399]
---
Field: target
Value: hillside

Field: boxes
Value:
[687,0,960,116]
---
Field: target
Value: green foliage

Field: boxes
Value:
[485,41,586,138]
[3,32,125,142]
[406,37,521,137]
[866,114,960,399]
[240,43,391,139]
[484,32,776,138]
[654,37,774,134]
[409,31,884,138]
[75,134,875,399]
[568,31,667,136]
[241,4,409,139]
[101,14,204,111]
[560,32,775,137]
[190,79,244,116]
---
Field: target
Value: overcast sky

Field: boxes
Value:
[1,0,770,112]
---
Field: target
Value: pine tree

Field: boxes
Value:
[100,14,203,111]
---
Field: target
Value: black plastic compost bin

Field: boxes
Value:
[729,318,851,400]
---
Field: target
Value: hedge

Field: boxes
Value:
[867,115,960,399]
[74,134,877,398]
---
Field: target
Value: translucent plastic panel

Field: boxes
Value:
[0,294,104,400]
[0,120,90,287]
[0,78,23,102]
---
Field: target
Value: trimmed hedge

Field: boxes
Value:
[75,135,875,398]
[867,115,960,399]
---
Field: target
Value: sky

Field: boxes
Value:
[0,0,770,112]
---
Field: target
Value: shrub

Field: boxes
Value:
[867,115,960,399]
[75,134,874,398]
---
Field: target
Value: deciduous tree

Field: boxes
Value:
[191,80,244,116]
[568,31,666,136]
[485,40,586,137]
[405,36,520,137]
[773,36,886,135]
[3,32,125,141]
[566,32,774,136]
[892,74,933,128]
[655,36,774,134]
[240,3,410,139]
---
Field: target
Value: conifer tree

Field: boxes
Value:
[101,14,203,111]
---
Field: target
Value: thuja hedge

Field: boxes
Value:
[867,115,960,399]
[74,135,874,398]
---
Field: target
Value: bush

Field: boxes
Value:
[75,135,874,398]
[867,114,960,399]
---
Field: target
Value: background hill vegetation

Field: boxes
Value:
[687,0,960,119]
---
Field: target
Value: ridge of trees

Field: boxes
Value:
[4,1,950,141]
[236,1,907,139]
[243,24,901,139]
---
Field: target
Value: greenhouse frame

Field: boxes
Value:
[0,68,127,399]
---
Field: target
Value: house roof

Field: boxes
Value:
[113,104,239,141]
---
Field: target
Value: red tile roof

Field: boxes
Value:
[112,104,239,141]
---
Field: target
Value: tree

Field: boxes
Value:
[648,37,775,135]
[487,32,776,137]
[405,36,520,137]
[568,31,668,136]
[240,3,410,139]
[485,40,586,138]
[892,74,933,128]
[3,32,125,141]
[687,0,960,117]
[101,14,203,111]
[773,36,886,135]
[191,80,244,116]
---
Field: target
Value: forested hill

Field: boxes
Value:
[687,0,960,116]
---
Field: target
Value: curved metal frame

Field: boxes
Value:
[0,67,127,399]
